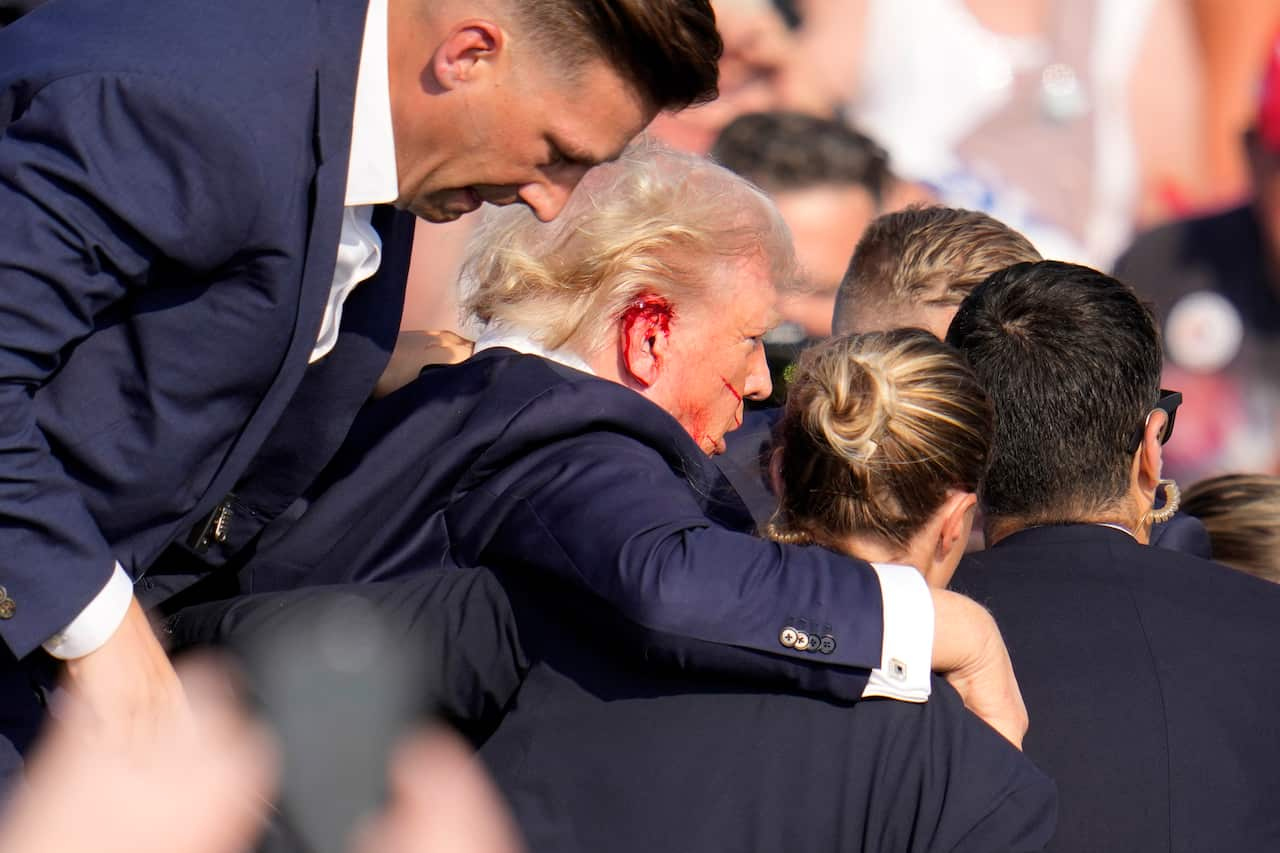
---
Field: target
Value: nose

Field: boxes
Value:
[517,168,589,222]
[743,342,773,401]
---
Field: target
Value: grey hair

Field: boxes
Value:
[461,140,797,357]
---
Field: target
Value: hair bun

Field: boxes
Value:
[805,350,897,467]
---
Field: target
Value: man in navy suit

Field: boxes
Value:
[948,261,1280,852]
[179,148,1047,848]
[234,147,1028,745]
[0,0,720,775]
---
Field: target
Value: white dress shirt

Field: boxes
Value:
[45,0,399,659]
[468,328,934,702]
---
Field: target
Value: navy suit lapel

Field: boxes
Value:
[281,0,371,396]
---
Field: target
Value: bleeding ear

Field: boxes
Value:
[430,21,503,90]
[618,296,676,388]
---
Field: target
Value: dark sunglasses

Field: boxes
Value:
[1126,389,1182,455]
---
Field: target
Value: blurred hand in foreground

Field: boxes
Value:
[374,330,474,398]
[0,656,278,853]
[354,726,525,853]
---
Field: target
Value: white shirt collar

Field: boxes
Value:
[345,0,398,206]
[473,326,598,376]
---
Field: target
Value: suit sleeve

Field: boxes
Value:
[923,682,1059,853]
[450,429,915,703]
[0,72,264,657]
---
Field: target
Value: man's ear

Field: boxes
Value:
[1136,409,1167,495]
[430,20,504,90]
[618,296,676,388]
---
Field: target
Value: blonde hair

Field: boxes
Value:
[833,205,1041,335]
[462,142,796,355]
[768,329,993,551]
[1183,474,1280,584]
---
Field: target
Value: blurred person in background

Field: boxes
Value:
[712,112,932,363]
[1182,473,1280,583]
[1114,36,1280,483]
[1191,0,1280,206]
[793,0,1203,268]
[647,0,833,154]
[948,260,1280,853]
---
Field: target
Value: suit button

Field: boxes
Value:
[0,587,14,620]
[793,631,811,651]
[819,635,836,655]
[779,627,799,648]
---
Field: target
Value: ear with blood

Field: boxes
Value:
[620,295,676,384]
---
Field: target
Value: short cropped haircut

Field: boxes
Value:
[768,329,992,552]
[463,143,796,354]
[514,0,721,111]
[946,261,1162,521]
[1183,474,1280,584]
[833,206,1040,335]
[710,112,893,203]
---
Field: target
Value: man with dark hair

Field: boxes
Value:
[713,111,929,346]
[835,205,1041,340]
[0,0,720,778]
[947,260,1280,852]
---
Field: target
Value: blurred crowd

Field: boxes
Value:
[397,0,1280,481]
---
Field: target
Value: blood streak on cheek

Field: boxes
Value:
[620,295,676,378]
[720,375,744,427]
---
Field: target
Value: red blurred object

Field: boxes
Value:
[1256,30,1280,152]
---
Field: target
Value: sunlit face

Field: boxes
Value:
[657,253,779,454]
[396,56,654,223]
[774,185,878,338]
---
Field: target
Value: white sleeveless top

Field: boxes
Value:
[850,0,1154,268]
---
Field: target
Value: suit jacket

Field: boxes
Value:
[0,0,410,656]
[244,348,898,701]
[476,563,1058,853]
[170,562,1055,853]
[951,525,1280,852]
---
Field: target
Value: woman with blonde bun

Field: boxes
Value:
[768,327,993,590]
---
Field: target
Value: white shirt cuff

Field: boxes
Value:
[860,562,934,702]
[42,563,134,660]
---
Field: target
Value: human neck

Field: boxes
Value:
[834,531,941,578]
[986,511,1148,547]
